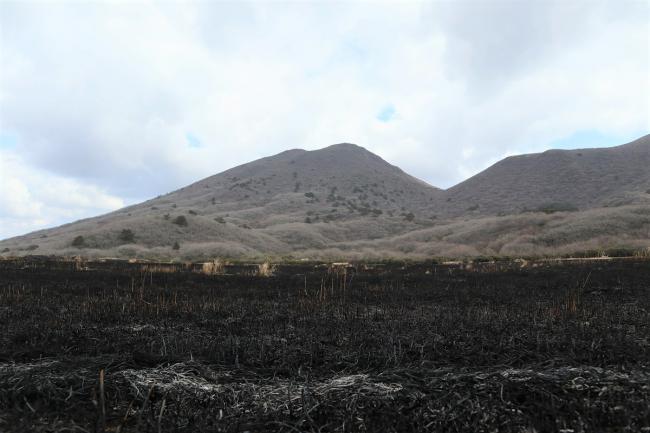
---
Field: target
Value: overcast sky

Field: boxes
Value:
[0,0,648,239]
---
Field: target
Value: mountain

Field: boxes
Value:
[1,136,649,259]
[0,143,443,259]
[439,134,650,217]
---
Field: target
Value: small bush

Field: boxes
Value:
[25,245,39,251]
[604,247,638,258]
[188,210,197,215]
[71,236,86,248]
[305,216,312,224]
[173,216,188,227]
[403,212,415,222]
[118,229,135,243]
[304,192,315,199]
[214,216,226,224]
[535,202,578,214]
[1,248,10,253]
[172,241,180,250]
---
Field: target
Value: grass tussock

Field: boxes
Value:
[257,261,276,277]
[201,259,225,275]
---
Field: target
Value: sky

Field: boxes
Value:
[0,0,648,239]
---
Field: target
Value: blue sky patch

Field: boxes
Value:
[186,132,202,149]
[0,132,18,149]
[550,129,647,150]
[376,104,396,123]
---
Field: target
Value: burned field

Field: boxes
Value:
[0,259,648,432]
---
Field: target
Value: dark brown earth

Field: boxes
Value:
[0,258,649,432]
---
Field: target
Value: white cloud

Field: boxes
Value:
[0,0,648,238]
[0,150,125,239]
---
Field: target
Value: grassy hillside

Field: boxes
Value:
[440,134,650,217]
[1,137,649,259]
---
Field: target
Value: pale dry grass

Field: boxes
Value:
[201,259,225,275]
[257,261,276,277]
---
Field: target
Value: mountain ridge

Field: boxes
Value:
[440,134,650,217]
[1,134,649,259]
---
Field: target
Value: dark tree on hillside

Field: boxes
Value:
[118,229,135,243]
[173,216,188,227]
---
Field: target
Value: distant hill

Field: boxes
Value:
[1,136,649,259]
[440,134,650,217]
[0,143,442,258]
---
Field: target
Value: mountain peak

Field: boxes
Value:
[324,142,366,151]
[317,142,375,158]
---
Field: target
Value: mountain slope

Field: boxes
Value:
[1,136,648,259]
[439,135,650,217]
[160,142,441,220]
[0,143,443,258]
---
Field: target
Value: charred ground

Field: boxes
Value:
[0,258,648,432]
